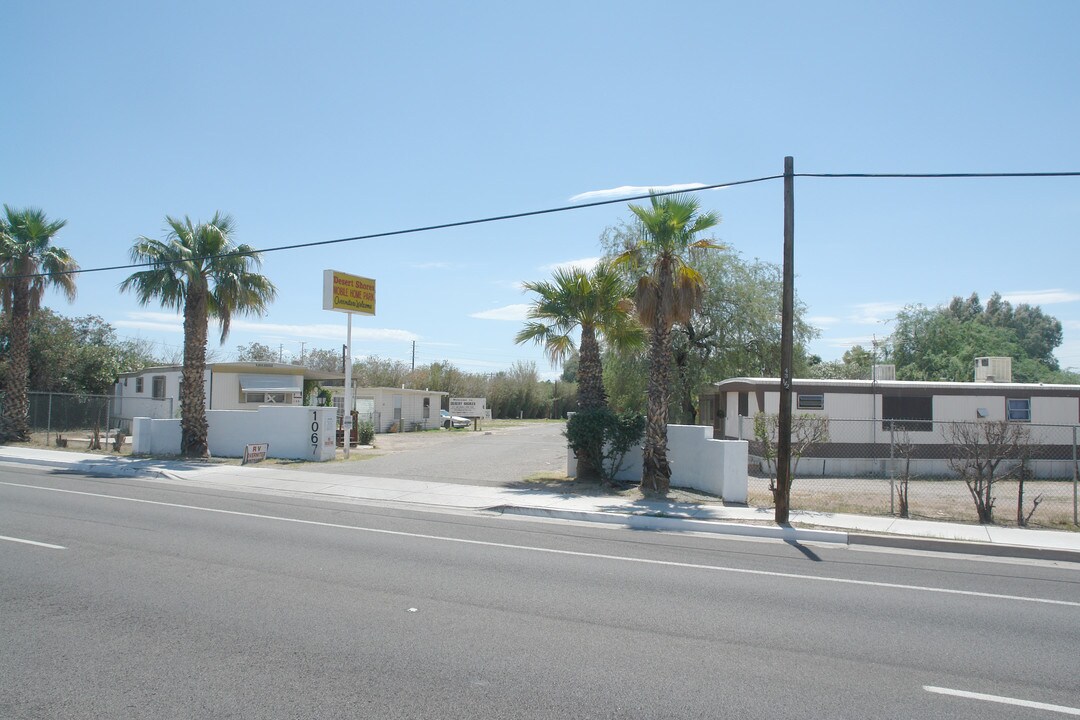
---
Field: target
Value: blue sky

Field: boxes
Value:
[4,1,1079,378]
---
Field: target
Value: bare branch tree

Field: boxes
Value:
[754,412,830,499]
[945,420,1030,524]
[892,428,916,518]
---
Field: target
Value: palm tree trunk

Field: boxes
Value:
[1,280,32,441]
[181,285,210,458]
[576,326,606,411]
[642,315,672,494]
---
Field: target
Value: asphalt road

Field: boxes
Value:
[298,421,569,486]
[3,464,1079,719]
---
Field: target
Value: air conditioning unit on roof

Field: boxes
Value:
[974,357,1012,383]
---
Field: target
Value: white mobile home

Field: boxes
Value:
[326,386,449,433]
[114,362,343,428]
[700,363,1080,478]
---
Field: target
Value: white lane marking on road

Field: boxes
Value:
[925,686,1080,716]
[0,534,66,550]
[3,480,1079,608]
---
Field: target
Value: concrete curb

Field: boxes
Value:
[487,505,849,545]
[72,460,170,480]
[849,532,1080,564]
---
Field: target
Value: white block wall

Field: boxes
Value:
[131,406,338,461]
[568,424,748,502]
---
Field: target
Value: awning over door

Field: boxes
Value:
[239,374,303,394]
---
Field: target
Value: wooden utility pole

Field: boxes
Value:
[776,156,795,524]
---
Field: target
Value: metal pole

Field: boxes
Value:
[344,313,354,459]
[47,393,53,446]
[776,156,795,524]
[1073,426,1078,526]
[889,425,896,515]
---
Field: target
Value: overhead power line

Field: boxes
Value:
[796,171,1080,179]
[2,175,781,281]
[4,169,1079,281]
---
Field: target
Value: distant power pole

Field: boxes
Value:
[411,341,416,371]
[278,344,284,363]
[299,341,306,364]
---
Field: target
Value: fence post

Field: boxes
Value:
[1073,426,1078,526]
[889,424,895,516]
[47,392,53,445]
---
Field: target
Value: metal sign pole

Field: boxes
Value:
[344,312,353,459]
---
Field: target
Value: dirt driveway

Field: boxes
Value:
[280,420,569,487]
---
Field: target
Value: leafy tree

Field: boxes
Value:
[806,344,877,380]
[559,351,579,383]
[887,292,1071,383]
[292,347,343,373]
[236,341,278,362]
[668,248,816,423]
[613,193,721,494]
[890,304,1022,382]
[121,213,276,458]
[352,355,411,388]
[3,310,160,395]
[0,207,78,441]
[515,261,641,412]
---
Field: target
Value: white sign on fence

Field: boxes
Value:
[450,397,486,418]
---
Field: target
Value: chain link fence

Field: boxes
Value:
[743,416,1079,529]
[26,391,174,441]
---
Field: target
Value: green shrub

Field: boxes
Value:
[357,421,375,446]
[564,408,644,482]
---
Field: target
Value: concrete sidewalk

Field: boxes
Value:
[3,446,1079,562]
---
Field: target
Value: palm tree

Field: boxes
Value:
[615,194,721,493]
[515,261,641,412]
[0,207,78,442]
[121,213,276,458]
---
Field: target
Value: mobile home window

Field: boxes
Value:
[882,395,932,432]
[244,392,287,404]
[797,394,824,410]
[422,397,430,419]
[737,392,749,417]
[1006,398,1031,422]
[136,377,144,393]
[151,376,166,399]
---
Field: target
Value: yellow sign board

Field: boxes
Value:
[323,269,376,316]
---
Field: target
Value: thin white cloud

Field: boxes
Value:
[470,304,530,321]
[999,289,1080,305]
[568,183,708,203]
[230,320,419,343]
[849,302,904,325]
[808,315,841,328]
[113,311,418,342]
[821,335,877,349]
[114,311,184,333]
[540,257,601,274]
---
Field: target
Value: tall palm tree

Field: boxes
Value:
[615,194,721,493]
[515,261,641,412]
[0,207,78,442]
[121,213,276,458]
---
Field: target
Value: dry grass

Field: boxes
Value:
[748,475,1079,531]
